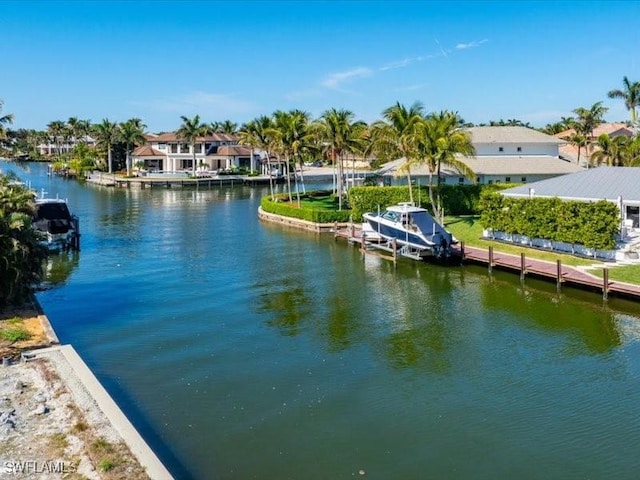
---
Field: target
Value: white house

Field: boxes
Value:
[38,135,97,156]
[131,133,260,173]
[377,126,582,186]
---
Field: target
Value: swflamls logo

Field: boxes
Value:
[3,460,77,474]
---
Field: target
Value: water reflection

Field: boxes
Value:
[42,251,80,287]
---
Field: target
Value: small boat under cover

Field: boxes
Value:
[33,195,80,251]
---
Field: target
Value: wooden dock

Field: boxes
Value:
[335,225,640,301]
[86,172,283,189]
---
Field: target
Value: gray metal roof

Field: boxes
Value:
[501,167,640,202]
[377,155,582,177]
[467,126,565,145]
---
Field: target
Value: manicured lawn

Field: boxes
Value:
[444,215,600,268]
[590,265,640,284]
[297,194,339,210]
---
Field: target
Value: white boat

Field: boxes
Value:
[362,202,455,259]
[33,192,80,251]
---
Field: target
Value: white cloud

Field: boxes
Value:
[321,67,373,90]
[455,39,489,50]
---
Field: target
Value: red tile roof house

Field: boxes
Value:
[554,123,635,166]
[131,132,260,174]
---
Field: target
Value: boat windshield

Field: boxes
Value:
[381,210,400,222]
[34,203,71,221]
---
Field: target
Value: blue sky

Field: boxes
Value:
[2,0,640,132]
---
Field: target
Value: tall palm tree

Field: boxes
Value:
[270,110,312,205]
[176,115,207,176]
[119,118,146,176]
[417,111,476,222]
[564,132,587,164]
[93,119,120,173]
[219,120,238,134]
[573,102,609,160]
[314,108,365,209]
[0,100,13,140]
[46,120,66,156]
[371,102,425,204]
[238,116,275,198]
[608,76,640,125]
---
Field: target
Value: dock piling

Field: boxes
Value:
[603,268,609,300]
[488,246,493,273]
[520,252,526,280]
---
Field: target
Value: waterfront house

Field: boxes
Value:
[131,132,260,173]
[554,122,636,166]
[377,126,581,186]
[38,135,97,156]
[500,166,640,230]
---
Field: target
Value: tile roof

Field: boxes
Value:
[149,132,238,142]
[467,126,565,144]
[216,145,252,156]
[501,166,640,202]
[554,122,634,140]
[377,155,582,177]
[132,145,165,157]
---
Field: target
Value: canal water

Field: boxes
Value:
[4,161,640,479]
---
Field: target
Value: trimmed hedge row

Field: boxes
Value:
[347,184,514,221]
[261,194,352,223]
[479,191,619,250]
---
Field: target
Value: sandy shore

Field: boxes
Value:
[0,306,151,480]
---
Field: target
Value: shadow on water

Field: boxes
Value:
[473,266,629,354]
[41,251,80,287]
[96,373,195,480]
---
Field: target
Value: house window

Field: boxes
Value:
[157,143,167,150]
[170,144,178,153]
[458,176,464,184]
[505,177,511,183]
[181,143,190,153]
[521,177,526,182]
[476,176,480,183]
[488,180,493,184]
[517,147,522,152]
[498,147,504,152]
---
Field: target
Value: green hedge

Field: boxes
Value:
[261,194,352,223]
[479,191,619,250]
[347,184,514,221]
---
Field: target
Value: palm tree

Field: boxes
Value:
[573,102,609,160]
[238,116,275,198]
[47,120,66,156]
[93,119,120,173]
[315,108,364,209]
[0,100,13,140]
[418,111,476,222]
[119,118,146,176]
[176,115,207,177]
[564,132,587,164]
[608,76,640,125]
[219,120,238,134]
[371,102,425,204]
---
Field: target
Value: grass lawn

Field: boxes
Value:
[444,215,600,268]
[590,265,640,284]
[297,194,338,210]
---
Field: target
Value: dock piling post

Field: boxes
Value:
[488,246,493,273]
[460,241,465,263]
[520,252,526,280]
[392,238,397,268]
[556,259,562,291]
[603,268,609,300]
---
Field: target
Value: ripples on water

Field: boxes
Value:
[4,161,640,479]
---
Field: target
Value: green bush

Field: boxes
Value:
[479,190,619,250]
[261,195,352,223]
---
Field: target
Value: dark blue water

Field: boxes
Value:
[5,161,640,479]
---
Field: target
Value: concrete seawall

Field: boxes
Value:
[29,299,174,480]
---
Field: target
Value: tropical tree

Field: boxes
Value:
[219,120,238,134]
[0,100,13,140]
[176,115,207,177]
[418,111,476,222]
[314,108,365,209]
[93,119,120,173]
[119,118,146,176]
[564,132,587,164]
[607,76,640,124]
[0,174,47,306]
[46,120,66,156]
[371,102,425,204]
[238,116,276,198]
[573,102,609,159]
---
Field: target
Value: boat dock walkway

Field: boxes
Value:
[335,225,640,300]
